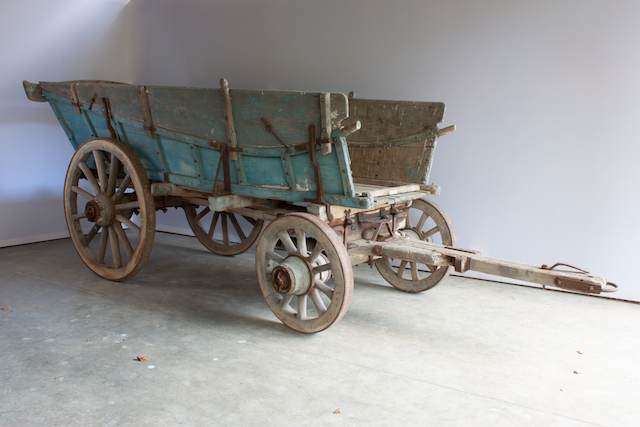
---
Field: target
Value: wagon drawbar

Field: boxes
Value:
[24,79,617,333]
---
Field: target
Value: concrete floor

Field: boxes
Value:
[1,232,638,427]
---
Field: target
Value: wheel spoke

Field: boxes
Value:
[108,226,122,269]
[115,214,140,236]
[72,185,94,201]
[82,224,100,247]
[221,213,230,247]
[396,260,408,278]
[411,262,419,281]
[97,230,108,265]
[310,288,327,315]
[423,225,439,239]
[280,294,296,315]
[113,223,134,257]
[242,216,257,226]
[229,213,246,241]
[115,201,139,211]
[208,212,220,239]
[308,243,324,264]
[194,207,210,223]
[416,213,427,231]
[92,150,108,193]
[112,174,131,203]
[296,230,307,256]
[78,162,101,195]
[315,280,333,299]
[297,295,308,320]
[107,154,119,196]
[277,231,297,255]
[313,263,332,275]
[71,212,86,221]
[266,250,285,263]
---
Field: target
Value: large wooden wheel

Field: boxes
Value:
[375,198,457,292]
[184,204,264,256]
[255,213,353,333]
[64,138,155,281]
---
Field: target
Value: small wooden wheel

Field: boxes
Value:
[64,138,156,281]
[184,205,264,256]
[376,198,457,292]
[255,213,353,333]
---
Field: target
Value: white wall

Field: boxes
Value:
[4,0,639,301]
[0,0,131,246]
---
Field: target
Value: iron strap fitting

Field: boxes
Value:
[541,262,589,274]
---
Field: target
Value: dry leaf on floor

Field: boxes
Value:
[577,350,583,354]
[136,356,147,361]
[1,306,8,310]
[573,370,580,374]
[333,409,341,414]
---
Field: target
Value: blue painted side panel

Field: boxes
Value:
[119,123,164,173]
[231,91,322,147]
[41,86,368,209]
[242,156,288,187]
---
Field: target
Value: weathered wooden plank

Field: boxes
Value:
[347,238,450,266]
[343,99,445,143]
[353,177,441,195]
[74,82,145,123]
[146,86,227,142]
[349,139,437,184]
[23,81,46,102]
[354,183,421,197]
[208,194,266,212]
[371,191,427,207]
[230,90,348,149]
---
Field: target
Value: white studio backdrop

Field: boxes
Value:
[2,0,639,301]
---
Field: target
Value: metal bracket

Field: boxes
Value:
[69,83,82,114]
[304,124,333,221]
[139,86,156,139]
[554,277,602,294]
[212,144,232,195]
[261,117,291,153]
[101,98,118,140]
[320,93,332,155]
[220,78,239,161]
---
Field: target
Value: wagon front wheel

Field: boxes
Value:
[64,138,156,281]
[184,205,264,256]
[256,213,353,333]
[375,198,456,292]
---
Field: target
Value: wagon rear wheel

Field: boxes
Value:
[375,198,456,292]
[184,205,264,256]
[256,213,353,333]
[64,138,155,281]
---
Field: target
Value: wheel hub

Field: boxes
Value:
[270,255,313,295]
[84,193,115,227]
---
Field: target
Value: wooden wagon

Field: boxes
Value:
[23,79,616,333]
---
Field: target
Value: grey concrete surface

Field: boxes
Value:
[1,232,638,427]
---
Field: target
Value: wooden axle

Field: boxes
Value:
[348,237,614,295]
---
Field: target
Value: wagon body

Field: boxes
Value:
[25,80,444,211]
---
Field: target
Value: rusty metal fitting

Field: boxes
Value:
[85,201,100,223]
[271,265,295,294]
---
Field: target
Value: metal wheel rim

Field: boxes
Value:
[184,204,264,256]
[375,198,457,293]
[64,138,155,281]
[256,213,353,333]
